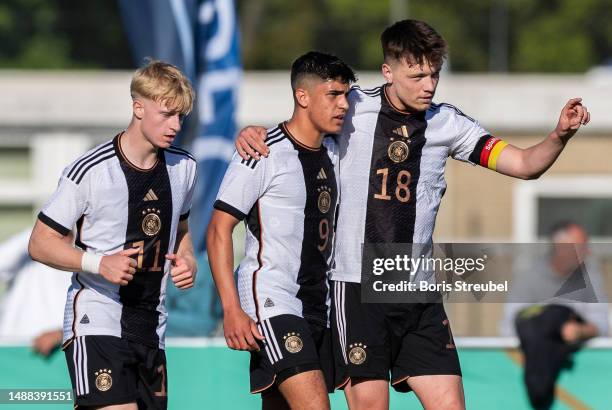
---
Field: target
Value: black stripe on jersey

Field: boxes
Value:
[363,95,428,246]
[115,140,173,347]
[468,134,493,164]
[362,87,383,96]
[67,141,113,180]
[75,153,117,184]
[214,199,246,220]
[166,146,196,161]
[66,274,85,345]
[267,136,286,148]
[267,133,286,145]
[240,156,261,169]
[432,102,477,123]
[37,212,71,236]
[265,128,282,141]
[246,201,263,321]
[69,146,115,183]
[351,85,382,96]
[179,210,190,221]
[74,215,86,250]
[246,200,261,242]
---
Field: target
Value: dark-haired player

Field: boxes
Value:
[236,20,590,410]
[207,51,356,410]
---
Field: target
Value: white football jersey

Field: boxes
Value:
[39,133,197,349]
[331,85,505,283]
[214,124,339,325]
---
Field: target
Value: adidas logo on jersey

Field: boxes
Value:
[316,168,327,180]
[264,298,275,308]
[392,125,409,139]
[80,314,90,324]
[143,189,158,201]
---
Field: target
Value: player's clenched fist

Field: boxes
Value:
[223,307,264,351]
[99,248,139,286]
[166,253,197,289]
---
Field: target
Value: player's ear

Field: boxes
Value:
[132,98,144,120]
[382,62,393,84]
[294,87,309,109]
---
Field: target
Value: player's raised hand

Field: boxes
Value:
[553,98,590,142]
[166,253,197,289]
[99,247,139,286]
[235,126,269,160]
[223,307,264,351]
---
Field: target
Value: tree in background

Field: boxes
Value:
[0,0,610,72]
[239,0,612,73]
[0,0,130,69]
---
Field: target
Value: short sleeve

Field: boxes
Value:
[323,135,339,168]
[213,151,272,220]
[447,108,510,171]
[179,161,198,221]
[38,167,88,235]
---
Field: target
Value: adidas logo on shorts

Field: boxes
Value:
[80,314,90,324]
[264,298,275,308]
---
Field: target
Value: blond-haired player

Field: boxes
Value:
[29,59,198,410]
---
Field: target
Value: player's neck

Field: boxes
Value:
[385,84,417,114]
[121,125,159,169]
[284,116,323,149]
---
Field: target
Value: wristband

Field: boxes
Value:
[81,252,103,274]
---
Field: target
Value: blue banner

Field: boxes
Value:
[119,0,241,254]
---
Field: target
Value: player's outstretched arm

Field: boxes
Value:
[29,219,138,286]
[235,126,269,160]
[207,210,264,351]
[494,98,590,180]
[167,219,197,290]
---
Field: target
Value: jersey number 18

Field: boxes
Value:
[374,168,412,203]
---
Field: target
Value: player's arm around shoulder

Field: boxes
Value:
[494,98,590,180]
[167,219,198,290]
[235,125,269,160]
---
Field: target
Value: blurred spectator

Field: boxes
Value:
[0,230,71,356]
[500,221,609,409]
[0,231,223,354]
[32,329,63,357]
